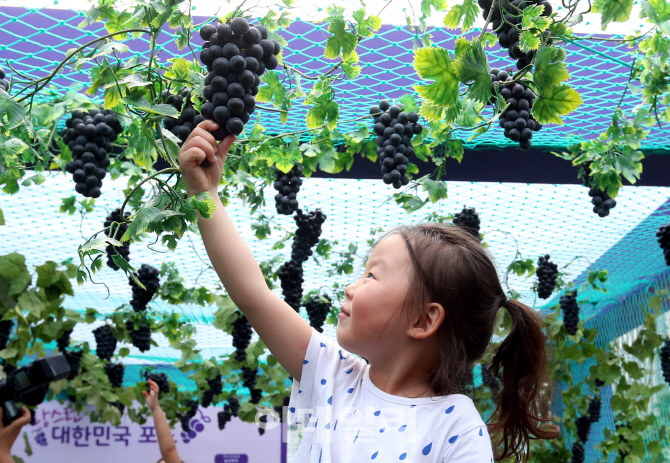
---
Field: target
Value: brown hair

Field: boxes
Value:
[384,223,559,462]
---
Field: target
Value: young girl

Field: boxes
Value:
[179,120,560,462]
[143,379,183,463]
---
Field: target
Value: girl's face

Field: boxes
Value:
[337,234,413,360]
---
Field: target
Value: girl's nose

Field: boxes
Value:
[344,282,355,299]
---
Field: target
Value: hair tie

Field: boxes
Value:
[503,297,510,308]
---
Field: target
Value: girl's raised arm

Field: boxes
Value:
[179,121,313,382]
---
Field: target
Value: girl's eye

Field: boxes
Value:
[366,272,375,279]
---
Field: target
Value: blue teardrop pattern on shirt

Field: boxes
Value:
[422,442,432,455]
[321,378,327,385]
[445,405,455,414]
[410,405,416,408]
[327,396,333,405]
[448,435,459,443]
[303,360,309,364]
[353,429,360,443]
[347,388,354,393]
[334,420,338,431]
[371,452,378,459]
[479,428,483,436]
[379,428,385,433]
[319,449,323,463]
[290,407,296,413]
[374,410,381,416]
[338,349,346,359]
[299,390,302,394]
[346,368,354,374]
[399,453,407,460]
[398,425,407,432]
[325,423,330,429]
[314,419,319,428]
[320,342,326,347]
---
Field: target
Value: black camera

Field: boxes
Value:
[0,354,71,425]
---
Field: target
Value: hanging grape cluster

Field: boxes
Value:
[304,294,331,333]
[144,371,170,393]
[180,399,199,433]
[125,319,152,352]
[656,223,670,265]
[62,109,123,198]
[536,254,558,299]
[588,398,601,423]
[198,18,280,139]
[588,186,617,217]
[129,264,160,312]
[0,67,9,92]
[560,290,579,335]
[278,259,304,312]
[0,320,12,351]
[571,442,585,463]
[489,69,542,150]
[480,363,500,393]
[202,372,223,407]
[64,350,83,380]
[104,363,125,388]
[231,313,253,362]
[92,324,117,360]
[274,396,290,424]
[217,397,240,431]
[660,340,670,386]
[57,329,72,352]
[480,0,552,70]
[242,366,262,404]
[370,99,423,189]
[575,415,591,443]
[273,162,303,215]
[291,209,326,262]
[162,89,206,143]
[453,206,481,240]
[104,208,131,270]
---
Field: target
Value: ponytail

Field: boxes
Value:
[488,299,560,462]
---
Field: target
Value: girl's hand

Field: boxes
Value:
[0,407,31,456]
[178,120,237,197]
[142,379,160,412]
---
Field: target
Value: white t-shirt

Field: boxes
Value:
[287,329,495,463]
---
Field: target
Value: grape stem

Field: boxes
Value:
[118,168,181,221]
[14,28,151,103]
[256,104,288,113]
[478,1,497,42]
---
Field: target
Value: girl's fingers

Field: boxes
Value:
[182,136,216,163]
[142,390,149,399]
[216,134,238,160]
[180,146,207,167]
[189,127,217,149]
[187,120,219,143]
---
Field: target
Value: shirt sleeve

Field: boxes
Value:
[442,426,494,463]
[287,328,366,426]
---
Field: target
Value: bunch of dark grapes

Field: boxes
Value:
[218,398,239,431]
[104,362,125,388]
[274,396,290,423]
[588,398,601,423]
[588,186,617,218]
[304,294,331,333]
[489,69,542,150]
[162,89,206,143]
[0,67,9,93]
[144,371,170,393]
[201,389,214,408]
[0,320,12,351]
[242,367,263,404]
[104,208,131,270]
[125,319,152,352]
[64,350,83,380]
[273,163,303,215]
[92,324,117,360]
[480,363,500,393]
[571,442,585,463]
[57,329,72,352]
[198,18,280,140]
[278,259,304,312]
[231,313,253,362]
[258,415,267,436]
[594,378,605,388]
[479,0,552,70]
[656,223,670,265]
[180,399,199,433]
[660,339,670,386]
[453,206,481,240]
[218,409,232,430]
[62,109,123,198]
[575,415,591,443]
[370,99,422,189]
[615,424,630,462]
[208,373,223,395]
[536,254,558,299]
[291,209,326,262]
[560,290,580,335]
[129,264,160,312]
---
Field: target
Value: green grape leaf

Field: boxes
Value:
[641,0,670,30]
[454,41,491,104]
[533,46,570,94]
[352,9,381,37]
[443,0,480,32]
[0,89,26,126]
[306,95,339,130]
[324,17,358,59]
[445,101,464,124]
[419,100,445,122]
[549,22,568,36]
[422,179,448,203]
[342,53,362,79]
[0,208,4,226]
[593,0,634,29]
[519,30,541,51]
[413,47,459,108]
[421,0,448,15]
[124,97,178,116]
[533,84,583,124]
[256,71,286,108]
[521,4,545,28]
[315,145,338,173]
[399,93,419,112]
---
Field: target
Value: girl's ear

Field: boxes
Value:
[408,302,445,339]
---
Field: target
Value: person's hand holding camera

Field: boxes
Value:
[0,407,31,463]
